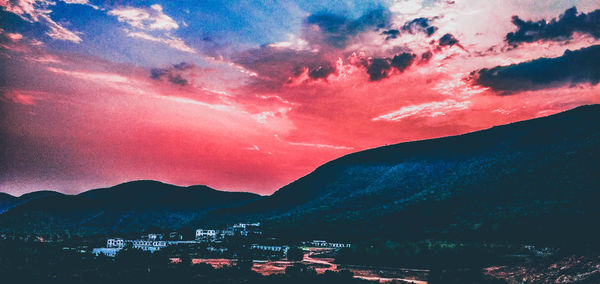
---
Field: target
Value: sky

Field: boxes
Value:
[1,0,599,196]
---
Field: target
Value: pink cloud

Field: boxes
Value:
[372,99,472,122]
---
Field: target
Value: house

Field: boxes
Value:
[250,244,289,253]
[146,233,163,241]
[307,240,351,248]
[196,229,218,241]
[98,236,168,256]
[196,228,236,241]
[132,240,167,252]
[106,238,125,248]
[231,222,262,237]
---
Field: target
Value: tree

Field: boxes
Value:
[287,247,304,261]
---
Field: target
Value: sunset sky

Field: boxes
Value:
[1,0,599,195]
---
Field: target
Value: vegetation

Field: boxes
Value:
[335,240,527,268]
[286,247,304,261]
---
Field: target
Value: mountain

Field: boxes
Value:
[0,190,64,213]
[0,192,16,213]
[0,180,261,235]
[2,105,599,244]
[209,104,600,245]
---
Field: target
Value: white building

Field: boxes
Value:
[107,238,125,248]
[308,240,351,248]
[196,228,235,241]
[233,222,261,229]
[231,222,262,237]
[196,229,218,240]
[97,236,168,256]
[251,244,289,253]
[146,233,163,241]
[132,240,167,252]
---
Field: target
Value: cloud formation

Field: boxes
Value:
[150,62,194,86]
[307,62,336,80]
[438,33,460,47]
[0,0,82,43]
[306,8,391,48]
[126,31,196,53]
[108,4,178,31]
[401,17,438,36]
[472,44,600,93]
[365,52,417,81]
[506,7,600,46]
[107,4,196,54]
[373,99,471,122]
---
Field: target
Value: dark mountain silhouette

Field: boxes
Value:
[0,190,64,213]
[207,104,600,245]
[1,105,599,245]
[0,192,16,213]
[0,180,261,235]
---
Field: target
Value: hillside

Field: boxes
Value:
[0,191,64,213]
[0,180,262,235]
[2,105,599,244]
[210,104,600,245]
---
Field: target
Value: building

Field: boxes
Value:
[307,240,351,248]
[106,238,125,248]
[96,235,169,256]
[196,229,218,240]
[146,233,163,241]
[196,222,262,241]
[231,222,262,237]
[196,228,235,241]
[132,240,167,252]
[250,244,289,253]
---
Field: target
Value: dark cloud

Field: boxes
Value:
[365,52,417,81]
[172,62,193,71]
[233,45,337,89]
[401,17,438,36]
[382,29,400,40]
[366,58,392,81]
[472,44,600,93]
[168,74,188,86]
[438,33,459,47]
[421,51,433,62]
[150,62,191,86]
[307,8,391,48]
[381,17,437,41]
[308,62,336,80]
[506,7,600,46]
[150,68,168,79]
[232,8,397,88]
[391,52,416,72]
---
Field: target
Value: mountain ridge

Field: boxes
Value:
[205,104,600,244]
[1,104,599,244]
[0,180,262,234]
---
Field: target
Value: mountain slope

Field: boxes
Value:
[2,105,599,244]
[0,192,16,213]
[212,104,600,244]
[0,180,262,235]
[0,190,64,213]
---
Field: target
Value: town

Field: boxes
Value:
[92,222,351,262]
